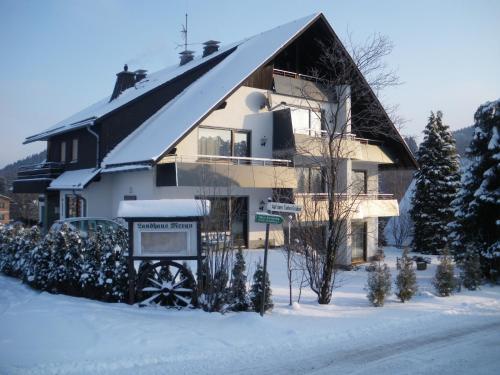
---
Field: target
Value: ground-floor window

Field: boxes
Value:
[199,196,248,247]
[65,195,86,218]
[351,221,367,262]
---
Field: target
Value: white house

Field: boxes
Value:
[14,13,417,265]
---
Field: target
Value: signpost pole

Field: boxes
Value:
[260,221,270,317]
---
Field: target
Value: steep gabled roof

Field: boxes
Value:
[101,13,321,166]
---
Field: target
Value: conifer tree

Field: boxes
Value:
[395,248,417,302]
[366,260,392,307]
[229,248,249,311]
[449,100,499,281]
[411,111,461,254]
[48,224,83,295]
[433,249,457,296]
[460,243,482,291]
[250,262,273,313]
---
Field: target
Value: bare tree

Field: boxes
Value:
[285,32,401,304]
[391,210,413,248]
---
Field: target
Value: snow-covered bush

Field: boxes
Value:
[0,222,130,303]
[395,249,417,302]
[366,260,392,307]
[433,250,458,296]
[46,224,85,295]
[250,262,273,313]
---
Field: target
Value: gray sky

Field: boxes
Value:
[0,0,499,168]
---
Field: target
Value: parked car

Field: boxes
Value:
[50,217,125,238]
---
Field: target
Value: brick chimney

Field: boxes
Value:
[179,50,195,66]
[110,64,136,101]
[202,40,220,57]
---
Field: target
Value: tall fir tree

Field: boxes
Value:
[410,111,461,254]
[449,100,500,280]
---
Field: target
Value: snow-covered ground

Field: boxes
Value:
[1,247,499,375]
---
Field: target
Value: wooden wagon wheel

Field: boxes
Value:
[136,261,196,308]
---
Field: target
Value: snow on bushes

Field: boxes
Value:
[395,249,417,302]
[250,262,273,313]
[366,260,392,307]
[0,223,129,302]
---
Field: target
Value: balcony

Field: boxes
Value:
[294,193,399,222]
[158,155,297,189]
[12,162,65,193]
[292,131,394,164]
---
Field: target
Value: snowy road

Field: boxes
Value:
[246,320,500,375]
[1,248,499,374]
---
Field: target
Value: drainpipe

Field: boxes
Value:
[86,126,100,169]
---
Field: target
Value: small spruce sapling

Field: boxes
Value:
[395,248,417,302]
[250,262,273,313]
[460,244,482,291]
[367,260,392,307]
[433,249,457,296]
[229,247,249,311]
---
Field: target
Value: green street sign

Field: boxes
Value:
[255,212,283,225]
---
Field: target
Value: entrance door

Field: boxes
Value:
[351,221,367,263]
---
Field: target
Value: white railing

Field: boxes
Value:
[292,129,380,144]
[295,192,395,201]
[162,154,293,167]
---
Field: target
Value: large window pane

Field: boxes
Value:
[233,131,250,157]
[290,108,310,133]
[352,170,367,195]
[310,110,322,136]
[198,128,231,156]
[310,168,323,193]
[296,168,309,193]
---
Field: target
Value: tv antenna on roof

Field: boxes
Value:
[181,13,188,51]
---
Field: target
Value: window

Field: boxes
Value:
[198,127,250,158]
[0,201,5,209]
[289,107,323,136]
[352,170,367,195]
[351,221,367,262]
[297,167,324,193]
[71,139,78,162]
[60,141,67,163]
[65,195,86,218]
[199,128,231,156]
[233,131,250,157]
[198,196,248,246]
[0,213,4,220]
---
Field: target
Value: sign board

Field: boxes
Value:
[255,212,284,225]
[266,202,302,214]
[133,221,198,257]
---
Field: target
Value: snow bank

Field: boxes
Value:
[1,247,499,374]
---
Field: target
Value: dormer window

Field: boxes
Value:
[60,141,66,163]
[72,139,78,162]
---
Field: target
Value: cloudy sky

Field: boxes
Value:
[0,0,498,167]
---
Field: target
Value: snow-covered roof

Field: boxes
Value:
[23,41,240,144]
[101,13,320,166]
[117,199,210,218]
[100,164,151,174]
[48,168,100,190]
